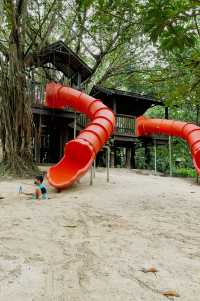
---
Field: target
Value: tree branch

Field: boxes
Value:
[24,0,57,57]
[39,15,57,50]
[75,8,86,55]
[0,42,8,57]
[194,15,200,36]
[16,0,28,18]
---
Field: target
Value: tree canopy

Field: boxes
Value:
[0,0,200,175]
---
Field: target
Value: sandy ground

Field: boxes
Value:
[0,168,200,301]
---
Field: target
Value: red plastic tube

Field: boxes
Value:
[45,82,115,189]
[136,116,200,174]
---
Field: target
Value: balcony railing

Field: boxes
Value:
[30,82,136,137]
[115,114,135,136]
[77,113,89,127]
[77,113,135,136]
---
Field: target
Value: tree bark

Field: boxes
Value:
[0,0,39,175]
[0,11,37,175]
[0,50,37,175]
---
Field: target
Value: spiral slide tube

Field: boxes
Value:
[136,116,200,174]
[45,82,115,189]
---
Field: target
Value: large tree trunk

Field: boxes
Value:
[0,0,38,176]
[0,43,37,176]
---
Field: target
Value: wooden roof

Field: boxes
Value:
[91,86,163,116]
[31,41,163,116]
[32,41,92,82]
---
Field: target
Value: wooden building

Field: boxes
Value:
[31,41,167,169]
[31,41,92,163]
[90,86,167,168]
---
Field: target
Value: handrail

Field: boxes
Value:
[77,113,135,136]
[116,114,136,118]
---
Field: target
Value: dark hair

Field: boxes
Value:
[35,175,44,183]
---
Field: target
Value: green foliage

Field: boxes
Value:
[141,0,198,50]
[174,167,196,178]
[138,0,200,110]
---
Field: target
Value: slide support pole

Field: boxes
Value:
[93,160,96,178]
[104,145,110,183]
[169,136,173,176]
[154,139,157,175]
[90,165,93,186]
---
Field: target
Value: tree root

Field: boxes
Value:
[0,158,39,178]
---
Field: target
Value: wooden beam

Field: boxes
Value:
[32,106,76,119]
[165,107,169,119]
[113,99,117,114]
[169,136,173,176]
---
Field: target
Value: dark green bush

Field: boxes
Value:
[174,168,196,178]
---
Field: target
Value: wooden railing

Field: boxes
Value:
[77,113,89,127]
[77,113,135,136]
[115,114,135,136]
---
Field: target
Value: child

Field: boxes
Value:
[34,175,48,200]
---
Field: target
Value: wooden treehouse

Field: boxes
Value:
[31,41,92,163]
[30,41,168,170]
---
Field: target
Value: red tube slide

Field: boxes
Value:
[45,82,115,189]
[136,116,200,174]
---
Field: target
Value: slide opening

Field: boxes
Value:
[47,140,94,188]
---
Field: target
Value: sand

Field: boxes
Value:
[0,168,200,301]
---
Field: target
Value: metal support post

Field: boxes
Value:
[169,136,173,176]
[154,139,157,175]
[93,160,96,178]
[90,165,93,186]
[104,145,110,183]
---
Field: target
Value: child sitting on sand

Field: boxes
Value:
[34,175,48,200]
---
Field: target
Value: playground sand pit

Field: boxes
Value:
[0,168,200,301]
